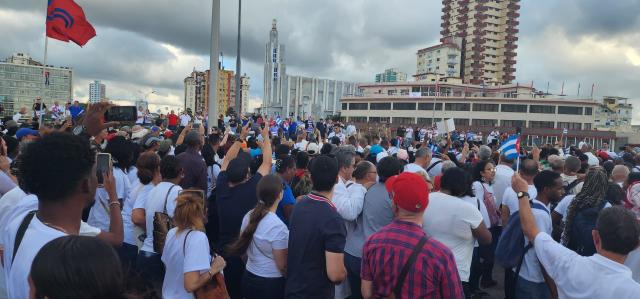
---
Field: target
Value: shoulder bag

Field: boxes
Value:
[153,184,177,253]
[183,230,230,299]
[384,235,428,299]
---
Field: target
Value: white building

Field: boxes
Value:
[415,37,462,80]
[280,75,357,119]
[89,80,106,103]
[241,75,250,113]
[261,20,356,119]
[263,19,286,116]
[184,75,197,113]
[0,53,73,115]
[595,96,633,131]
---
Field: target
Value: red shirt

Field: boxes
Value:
[362,219,464,299]
[167,113,178,126]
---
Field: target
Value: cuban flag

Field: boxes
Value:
[276,116,282,126]
[429,142,439,154]
[499,135,520,160]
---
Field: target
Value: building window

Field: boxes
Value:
[349,103,368,110]
[472,103,499,112]
[341,103,348,110]
[472,119,498,127]
[369,117,390,123]
[584,107,593,115]
[418,103,443,110]
[529,105,556,114]
[454,119,470,126]
[348,116,367,123]
[388,90,397,95]
[583,123,592,130]
[445,103,471,111]
[529,121,555,129]
[370,103,391,110]
[500,104,527,113]
[394,117,415,125]
[557,106,583,115]
[501,120,525,128]
[557,122,582,130]
[394,103,416,110]
[400,89,410,95]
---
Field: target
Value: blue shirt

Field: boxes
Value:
[276,183,296,225]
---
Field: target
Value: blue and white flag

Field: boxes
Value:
[499,135,520,160]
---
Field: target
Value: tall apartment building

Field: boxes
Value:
[184,70,208,113]
[184,68,250,116]
[0,53,73,115]
[263,19,286,115]
[440,0,520,84]
[375,68,408,83]
[595,96,633,131]
[89,80,105,103]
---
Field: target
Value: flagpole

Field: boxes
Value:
[40,36,49,128]
[207,0,220,129]
[234,0,242,117]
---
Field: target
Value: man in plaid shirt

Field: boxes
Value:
[361,172,464,299]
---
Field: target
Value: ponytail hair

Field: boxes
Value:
[227,174,283,256]
[173,192,205,232]
[136,152,160,185]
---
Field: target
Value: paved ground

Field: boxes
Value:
[482,266,505,299]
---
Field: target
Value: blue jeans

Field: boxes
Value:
[242,271,285,299]
[516,276,551,299]
[136,250,164,291]
[344,253,363,299]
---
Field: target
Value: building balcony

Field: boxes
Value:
[471,62,485,68]
[505,59,517,65]
[508,3,521,10]
[507,12,520,18]
[459,7,469,14]
[457,15,469,22]
[503,67,516,73]
[505,50,517,57]
[440,30,450,36]
[457,23,467,29]
[506,20,520,27]
[459,0,470,5]
[471,46,486,52]
[503,75,516,82]
[506,36,519,42]
[506,28,519,34]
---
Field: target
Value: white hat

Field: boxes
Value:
[376,151,389,163]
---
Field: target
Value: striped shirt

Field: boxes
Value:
[361,219,464,299]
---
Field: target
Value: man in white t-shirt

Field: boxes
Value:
[513,174,640,299]
[404,147,432,180]
[501,159,539,222]
[493,154,515,209]
[423,167,491,295]
[1,132,123,299]
[512,170,565,299]
[179,111,192,127]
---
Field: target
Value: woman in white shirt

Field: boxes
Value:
[469,159,500,292]
[162,191,226,298]
[228,174,288,299]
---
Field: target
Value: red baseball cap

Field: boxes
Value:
[385,172,429,213]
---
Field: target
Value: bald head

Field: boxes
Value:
[612,165,630,184]
[520,159,540,179]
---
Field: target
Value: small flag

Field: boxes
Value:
[499,135,520,160]
[46,0,96,46]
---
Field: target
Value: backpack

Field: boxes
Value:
[567,200,608,256]
[495,201,548,270]
[564,179,581,195]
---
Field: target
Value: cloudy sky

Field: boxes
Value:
[2,0,640,119]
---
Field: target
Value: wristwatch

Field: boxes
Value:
[517,191,530,200]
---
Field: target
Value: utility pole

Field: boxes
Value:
[208,0,220,128]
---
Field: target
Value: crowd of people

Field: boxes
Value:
[0,104,639,299]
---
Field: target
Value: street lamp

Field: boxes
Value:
[144,90,156,101]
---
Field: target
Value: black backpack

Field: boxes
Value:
[567,200,608,256]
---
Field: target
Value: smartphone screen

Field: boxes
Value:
[96,153,112,184]
[104,106,137,122]
[193,123,200,129]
